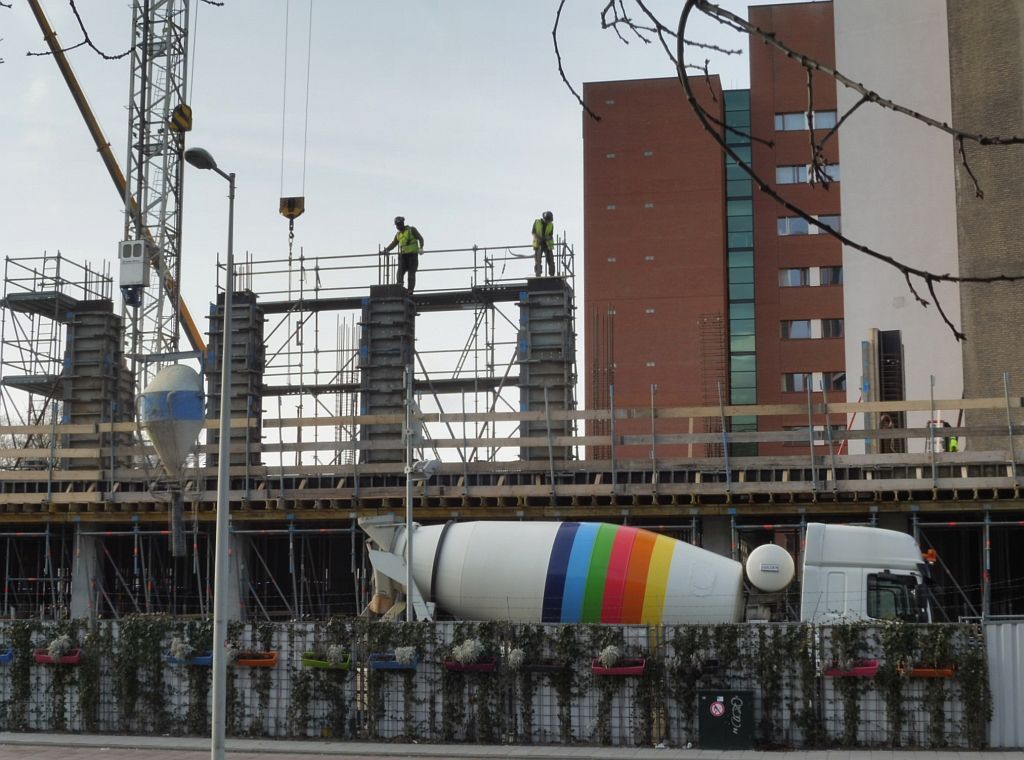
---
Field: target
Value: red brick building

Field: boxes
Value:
[583,1,842,458]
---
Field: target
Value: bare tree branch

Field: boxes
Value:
[554,0,1024,340]
[554,0,602,122]
[27,0,130,60]
[672,0,1023,341]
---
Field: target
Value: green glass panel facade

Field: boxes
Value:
[724,89,757,454]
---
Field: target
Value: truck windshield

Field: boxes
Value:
[867,572,922,622]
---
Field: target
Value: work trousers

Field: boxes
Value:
[534,242,555,277]
[397,252,419,292]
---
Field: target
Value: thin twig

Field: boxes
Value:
[554,0,602,122]
[957,136,985,199]
[698,0,1024,148]
[28,0,130,60]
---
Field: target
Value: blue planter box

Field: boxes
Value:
[369,652,419,671]
[165,652,213,667]
[0,647,13,664]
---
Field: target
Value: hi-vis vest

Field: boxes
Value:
[397,227,421,254]
[533,219,554,249]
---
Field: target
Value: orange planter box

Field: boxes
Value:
[236,651,278,668]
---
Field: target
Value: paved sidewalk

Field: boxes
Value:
[0,733,1022,759]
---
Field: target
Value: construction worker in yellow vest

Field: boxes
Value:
[532,211,555,277]
[382,216,425,292]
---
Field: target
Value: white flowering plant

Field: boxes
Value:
[598,644,621,669]
[47,634,74,660]
[224,642,241,666]
[326,644,348,665]
[394,646,418,665]
[451,638,486,665]
[169,636,192,661]
[505,647,526,671]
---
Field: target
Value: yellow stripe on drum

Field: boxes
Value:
[640,534,676,624]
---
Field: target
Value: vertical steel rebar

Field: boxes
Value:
[1004,372,1018,482]
[405,364,415,622]
[718,381,731,491]
[806,382,817,490]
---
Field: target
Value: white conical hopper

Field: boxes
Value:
[139,364,205,478]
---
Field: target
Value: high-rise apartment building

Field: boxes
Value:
[583,1,841,457]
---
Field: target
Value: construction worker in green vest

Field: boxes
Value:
[382,216,425,292]
[532,211,555,277]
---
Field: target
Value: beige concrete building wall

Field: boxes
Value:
[834,0,962,452]
[947,1,1024,447]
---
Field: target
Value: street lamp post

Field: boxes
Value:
[184,146,234,760]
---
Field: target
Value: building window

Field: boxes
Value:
[782,372,811,392]
[818,214,841,233]
[644,202,655,208]
[774,110,839,132]
[606,153,617,159]
[778,216,810,236]
[822,318,844,338]
[606,204,617,210]
[818,164,841,182]
[778,215,841,236]
[774,112,807,131]
[779,164,840,184]
[779,268,809,287]
[823,371,847,391]
[820,266,843,285]
[776,165,809,184]
[813,110,838,129]
[781,320,812,339]
[643,150,654,156]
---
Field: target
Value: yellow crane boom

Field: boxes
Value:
[27,0,207,354]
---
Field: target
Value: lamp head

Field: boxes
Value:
[184,147,218,171]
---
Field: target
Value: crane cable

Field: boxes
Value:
[279,0,314,263]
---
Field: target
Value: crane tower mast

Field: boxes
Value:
[121,0,190,387]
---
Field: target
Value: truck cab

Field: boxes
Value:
[799,523,929,624]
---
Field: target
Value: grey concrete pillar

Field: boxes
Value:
[226,529,248,621]
[701,515,733,557]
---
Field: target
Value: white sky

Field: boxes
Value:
[0,1,779,314]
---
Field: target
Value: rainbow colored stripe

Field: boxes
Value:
[541,523,677,624]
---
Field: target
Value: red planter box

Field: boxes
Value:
[444,658,497,673]
[33,648,82,665]
[824,659,879,678]
[591,657,647,676]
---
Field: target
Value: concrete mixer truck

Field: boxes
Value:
[360,518,930,625]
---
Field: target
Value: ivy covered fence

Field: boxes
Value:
[0,618,992,749]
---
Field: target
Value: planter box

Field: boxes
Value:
[237,651,278,668]
[0,647,13,665]
[301,652,350,670]
[592,657,647,677]
[165,652,213,667]
[444,658,497,673]
[521,658,570,674]
[901,665,956,678]
[33,648,82,666]
[824,659,879,678]
[368,652,418,671]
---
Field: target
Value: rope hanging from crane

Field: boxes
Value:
[278,0,315,263]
